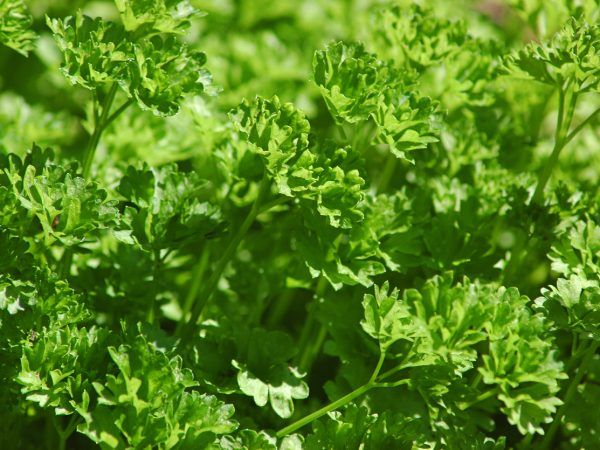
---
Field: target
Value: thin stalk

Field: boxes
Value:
[258,196,290,215]
[377,364,405,381]
[376,154,398,194]
[175,245,210,335]
[277,351,387,438]
[470,372,483,390]
[369,351,387,383]
[179,176,271,337]
[457,388,499,411]
[295,276,328,372]
[503,85,580,284]
[52,415,79,450]
[539,341,599,450]
[264,288,295,329]
[372,379,410,388]
[518,433,534,449]
[531,87,577,204]
[104,98,134,129]
[500,230,529,285]
[377,341,417,381]
[563,105,600,147]
[58,250,74,279]
[276,381,373,438]
[58,87,130,279]
[146,249,161,325]
[570,332,579,360]
[566,337,590,372]
[82,83,119,178]
[298,322,327,372]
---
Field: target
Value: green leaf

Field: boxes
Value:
[0,0,37,56]
[47,13,132,89]
[505,18,600,93]
[360,275,565,435]
[232,328,308,418]
[231,96,311,195]
[0,146,118,246]
[79,325,238,448]
[117,163,224,252]
[216,429,277,450]
[313,42,392,124]
[115,0,201,35]
[537,275,600,339]
[305,405,432,450]
[549,219,600,278]
[369,4,468,69]
[361,281,424,352]
[48,12,210,116]
[231,96,366,228]
[313,41,438,161]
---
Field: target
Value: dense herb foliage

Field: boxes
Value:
[2,0,600,448]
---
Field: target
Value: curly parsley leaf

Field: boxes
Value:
[231,96,366,228]
[117,163,224,252]
[232,328,308,418]
[505,18,600,93]
[0,0,37,56]
[115,0,201,35]
[0,146,118,246]
[313,41,438,161]
[47,11,210,116]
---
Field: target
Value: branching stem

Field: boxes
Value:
[58,85,131,279]
[296,276,329,372]
[175,244,210,335]
[277,350,387,438]
[178,175,271,338]
[531,85,577,204]
[147,248,162,325]
[539,341,599,450]
[81,83,119,178]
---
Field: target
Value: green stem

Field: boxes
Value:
[258,196,290,214]
[296,276,328,372]
[457,388,499,411]
[501,230,529,285]
[503,85,581,284]
[265,288,295,329]
[82,83,119,178]
[518,433,534,449]
[376,154,398,194]
[175,244,210,335]
[104,98,133,129]
[179,176,271,337]
[52,414,79,450]
[563,105,600,148]
[57,250,73,279]
[372,379,410,388]
[147,249,161,325]
[277,350,388,438]
[470,372,483,390]
[298,322,327,372]
[276,382,373,438]
[58,86,130,279]
[566,337,590,372]
[539,341,599,450]
[369,351,387,383]
[376,341,417,381]
[531,87,577,204]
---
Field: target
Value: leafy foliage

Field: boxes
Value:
[2,1,600,449]
[505,18,600,92]
[0,0,36,55]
